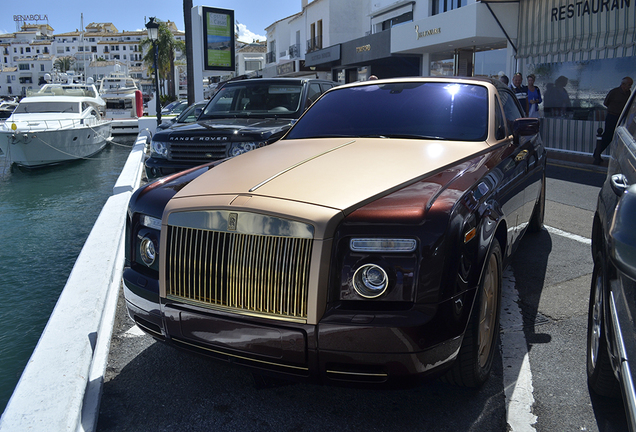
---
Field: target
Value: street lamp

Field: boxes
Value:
[145,17,161,126]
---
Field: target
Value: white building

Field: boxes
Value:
[262,0,635,156]
[0,21,185,99]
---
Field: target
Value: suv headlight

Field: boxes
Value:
[151,140,168,158]
[229,141,266,157]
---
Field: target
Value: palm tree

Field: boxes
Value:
[54,56,75,73]
[140,19,186,100]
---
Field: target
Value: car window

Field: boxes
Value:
[199,82,304,119]
[307,83,322,106]
[499,89,524,121]
[494,96,508,140]
[286,82,489,142]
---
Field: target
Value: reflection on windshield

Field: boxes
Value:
[285,82,489,142]
[200,83,303,119]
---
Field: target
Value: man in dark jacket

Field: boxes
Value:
[593,76,633,165]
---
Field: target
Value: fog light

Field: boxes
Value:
[140,237,156,266]
[353,264,388,298]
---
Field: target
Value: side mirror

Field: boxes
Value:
[513,118,540,139]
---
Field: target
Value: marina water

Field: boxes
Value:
[0,136,135,414]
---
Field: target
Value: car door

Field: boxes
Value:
[603,91,636,408]
[499,88,545,227]
[494,90,529,248]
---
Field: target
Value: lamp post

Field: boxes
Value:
[145,17,161,126]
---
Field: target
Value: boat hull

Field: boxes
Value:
[0,122,112,168]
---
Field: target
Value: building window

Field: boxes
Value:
[382,12,413,30]
[433,0,467,16]
[66,47,70,52]
[19,63,30,70]
[245,60,261,71]
[40,64,45,71]
[26,47,31,53]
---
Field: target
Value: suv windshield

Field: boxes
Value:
[285,82,489,142]
[199,82,304,120]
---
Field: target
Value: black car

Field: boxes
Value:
[588,88,636,430]
[156,100,207,131]
[145,78,336,179]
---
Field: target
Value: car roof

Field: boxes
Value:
[334,76,504,91]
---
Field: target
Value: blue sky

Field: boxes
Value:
[3,1,302,42]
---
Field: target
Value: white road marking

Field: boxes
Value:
[501,268,538,432]
[545,225,591,245]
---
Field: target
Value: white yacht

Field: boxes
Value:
[0,77,112,168]
[99,65,142,134]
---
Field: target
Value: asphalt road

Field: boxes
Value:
[97,161,627,432]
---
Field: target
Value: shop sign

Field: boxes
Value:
[356,44,371,53]
[415,25,441,40]
[277,62,295,76]
[551,0,631,21]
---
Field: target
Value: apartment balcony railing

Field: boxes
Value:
[306,36,323,53]
[289,44,301,59]
[266,51,276,64]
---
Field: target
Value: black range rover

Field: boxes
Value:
[145,78,336,179]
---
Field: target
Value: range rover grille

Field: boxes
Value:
[165,225,313,321]
[168,140,228,162]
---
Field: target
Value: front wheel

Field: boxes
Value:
[586,251,620,397]
[444,239,502,387]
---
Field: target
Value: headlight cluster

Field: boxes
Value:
[229,141,266,157]
[137,215,162,269]
[150,140,168,158]
[345,237,417,301]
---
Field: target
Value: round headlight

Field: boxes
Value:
[229,141,262,157]
[139,236,156,267]
[353,264,389,298]
[151,140,167,157]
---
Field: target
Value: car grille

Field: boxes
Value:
[168,140,228,162]
[165,216,313,322]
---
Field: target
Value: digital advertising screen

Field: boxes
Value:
[202,6,235,71]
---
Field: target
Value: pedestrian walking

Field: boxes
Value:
[510,73,529,115]
[593,76,633,165]
[526,74,542,118]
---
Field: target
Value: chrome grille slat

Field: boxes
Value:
[166,222,312,322]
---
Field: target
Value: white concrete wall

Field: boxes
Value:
[0,129,149,432]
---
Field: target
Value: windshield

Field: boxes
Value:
[14,101,80,114]
[199,82,303,120]
[285,82,489,142]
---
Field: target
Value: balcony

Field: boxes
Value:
[306,36,323,53]
[288,44,301,59]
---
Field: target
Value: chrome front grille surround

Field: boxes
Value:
[165,210,314,322]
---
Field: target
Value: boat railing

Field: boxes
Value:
[0,118,157,432]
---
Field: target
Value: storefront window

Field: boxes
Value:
[430,52,454,77]
[474,47,507,78]
[528,57,636,120]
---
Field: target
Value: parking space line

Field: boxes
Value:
[501,268,538,432]
[545,225,591,245]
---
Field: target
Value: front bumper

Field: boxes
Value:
[123,268,473,386]
[144,157,201,179]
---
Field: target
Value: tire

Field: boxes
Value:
[586,251,620,397]
[528,174,545,233]
[444,239,502,387]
